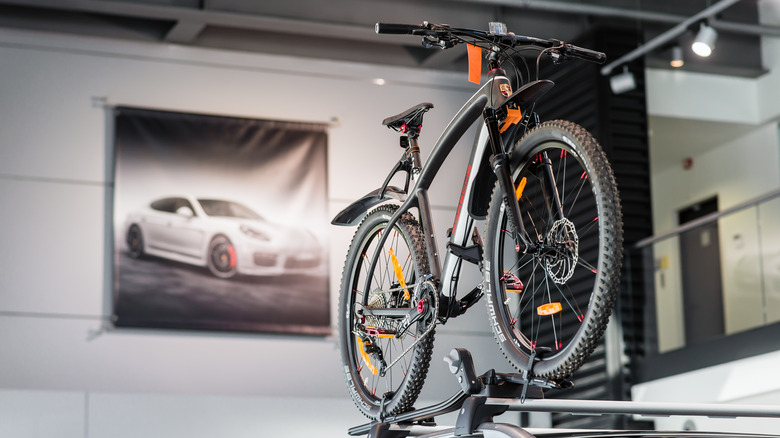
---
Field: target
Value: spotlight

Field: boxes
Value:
[670,46,684,68]
[692,23,717,57]
[609,66,636,94]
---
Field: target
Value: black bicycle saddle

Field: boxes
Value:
[382,102,434,134]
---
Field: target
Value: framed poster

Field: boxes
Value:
[112,107,330,335]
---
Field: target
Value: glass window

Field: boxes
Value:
[198,199,263,221]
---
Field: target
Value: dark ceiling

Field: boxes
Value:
[0,0,772,78]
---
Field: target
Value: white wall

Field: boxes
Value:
[0,27,517,437]
[648,123,780,352]
[634,1,780,429]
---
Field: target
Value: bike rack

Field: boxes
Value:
[348,348,780,438]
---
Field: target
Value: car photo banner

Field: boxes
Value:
[112,106,330,335]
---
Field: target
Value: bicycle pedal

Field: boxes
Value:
[456,286,484,316]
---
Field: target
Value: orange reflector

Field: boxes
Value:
[467,44,482,84]
[357,336,378,375]
[388,248,410,300]
[515,177,527,200]
[499,107,523,133]
[506,289,523,294]
[537,302,562,316]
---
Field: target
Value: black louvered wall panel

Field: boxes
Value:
[528,26,653,429]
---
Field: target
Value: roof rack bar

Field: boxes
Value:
[489,398,780,418]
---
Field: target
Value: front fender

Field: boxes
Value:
[331,186,407,226]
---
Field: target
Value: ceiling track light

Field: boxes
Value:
[609,66,636,94]
[692,22,718,57]
[670,46,684,68]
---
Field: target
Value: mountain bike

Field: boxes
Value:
[332,21,623,420]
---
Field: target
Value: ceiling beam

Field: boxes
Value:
[4,0,780,46]
[1,0,777,76]
[164,20,206,43]
[0,0,385,44]
[453,0,683,24]
[452,0,780,38]
[421,46,466,69]
[711,17,780,37]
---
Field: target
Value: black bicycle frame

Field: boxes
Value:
[356,69,521,313]
[333,70,558,316]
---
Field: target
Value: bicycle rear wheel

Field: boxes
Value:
[484,120,622,379]
[338,205,435,419]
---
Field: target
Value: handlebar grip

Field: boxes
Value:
[375,22,425,35]
[564,44,607,64]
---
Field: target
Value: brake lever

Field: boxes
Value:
[421,35,457,50]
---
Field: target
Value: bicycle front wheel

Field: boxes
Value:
[338,204,435,419]
[484,120,623,379]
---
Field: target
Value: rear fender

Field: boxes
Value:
[331,186,407,226]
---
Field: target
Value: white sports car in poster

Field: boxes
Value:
[124,196,325,279]
[112,106,330,335]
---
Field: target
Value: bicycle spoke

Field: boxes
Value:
[565,171,590,219]
[517,258,544,317]
[550,277,584,320]
[578,216,600,237]
[577,257,599,274]
[342,207,435,418]
[499,146,601,354]
[363,252,381,298]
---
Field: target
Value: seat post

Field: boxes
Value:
[407,135,423,171]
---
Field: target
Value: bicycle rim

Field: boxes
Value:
[485,120,622,379]
[339,206,434,418]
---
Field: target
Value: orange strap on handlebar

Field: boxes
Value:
[467,44,482,84]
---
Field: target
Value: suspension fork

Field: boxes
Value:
[483,107,532,250]
[538,152,565,222]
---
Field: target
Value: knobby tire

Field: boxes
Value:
[483,120,623,379]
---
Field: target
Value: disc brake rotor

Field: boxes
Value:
[545,217,578,284]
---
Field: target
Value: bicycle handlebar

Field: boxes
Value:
[375,22,429,35]
[561,43,607,64]
[375,22,606,65]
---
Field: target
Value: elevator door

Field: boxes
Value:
[678,196,724,346]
